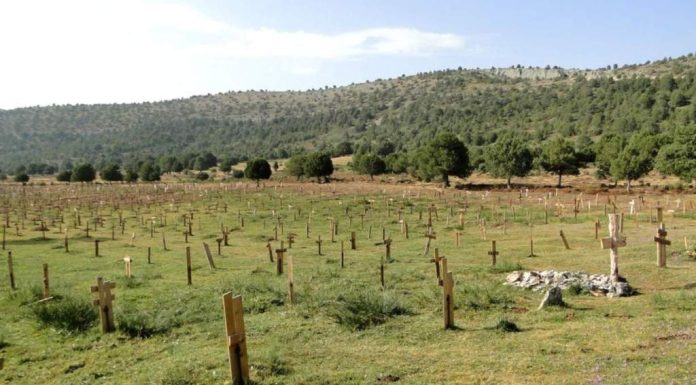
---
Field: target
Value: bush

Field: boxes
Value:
[493,319,520,333]
[232,169,245,178]
[14,173,30,183]
[30,296,98,332]
[116,308,180,338]
[195,172,209,181]
[56,170,72,182]
[328,288,410,331]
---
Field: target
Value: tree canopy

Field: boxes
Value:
[244,159,272,185]
[414,132,470,187]
[484,132,533,188]
[538,138,581,187]
[71,164,96,183]
[303,152,334,183]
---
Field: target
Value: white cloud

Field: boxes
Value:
[0,0,469,108]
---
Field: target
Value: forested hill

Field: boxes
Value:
[1,53,695,172]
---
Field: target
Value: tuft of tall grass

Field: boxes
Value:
[457,282,514,311]
[30,295,97,333]
[217,277,286,313]
[328,288,411,331]
[116,307,181,338]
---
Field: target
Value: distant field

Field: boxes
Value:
[1,180,695,384]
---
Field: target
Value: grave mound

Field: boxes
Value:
[505,270,634,298]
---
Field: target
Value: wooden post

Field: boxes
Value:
[91,277,116,333]
[222,293,250,385]
[266,241,274,263]
[488,240,499,266]
[203,242,217,270]
[594,219,600,240]
[2,225,5,250]
[316,236,323,256]
[7,251,15,290]
[162,232,168,251]
[350,231,356,250]
[601,214,626,283]
[123,256,132,277]
[186,246,192,285]
[559,230,570,250]
[94,239,100,257]
[275,241,287,275]
[442,268,454,329]
[654,223,670,268]
[216,238,223,256]
[287,255,295,304]
[147,247,151,264]
[454,231,460,247]
[340,240,345,268]
[380,256,385,289]
[42,263,49,299]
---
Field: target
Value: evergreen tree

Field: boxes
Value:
[244,159,272,186]
[303,152,334,183]
[538,137,580,187]
[656,124,696,182]
[71,164,96,183]
[484,132,533,188]
[414,132,470,187]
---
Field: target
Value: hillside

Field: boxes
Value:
[0,53,695,172]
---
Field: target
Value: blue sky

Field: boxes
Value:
[0,0,694,109]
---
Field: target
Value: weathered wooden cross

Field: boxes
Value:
[654,223,670,268]
[203,242,217,270]
[91,277,116,333]
[600,214,626,283]
[123,256,133,277]
[276,241,287,275]
[488,240,499,266]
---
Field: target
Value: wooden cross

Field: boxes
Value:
[287,233,295,249]
[600,214,626,283]
[222,227,230,246]
[430,248,443,286]
[654,223,671,268]
[222,293,250,385]
[423,228,436,256]
[123,256,133,277]
[266,240,274,263]
[91,277,116,333]
[488,240,499,266]
[275,241,287,275]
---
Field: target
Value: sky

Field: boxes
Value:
[0,0,694,109]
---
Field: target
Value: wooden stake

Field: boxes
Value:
[42,263,49,299]
[7,251,15,290]
[186,246,192,285]
[559,230,570,250]
[488,240,499,266]
[287,255,295,304]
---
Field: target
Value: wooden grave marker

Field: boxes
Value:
[488,240,499,266]
[287,255,295,304]
[559,230,570,250]
[123,256,132,277]
[654,223,670,268]
[7,251,15,290]
[222,293,250,385]
[600,214,626,283]
[203,242,217,270]
[91,277,116,333]
[275,241,287,275]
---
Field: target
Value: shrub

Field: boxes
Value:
[56,170,72,182]
[488,261,523,274]
[493,319,520,333]
[328,288,410,331]
[196,172,209,181]
[0,336,9,349]
[232,169,245,178]
[117,308,180,338]
[30,296,98,332]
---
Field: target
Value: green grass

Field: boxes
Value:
[0,183,695,384]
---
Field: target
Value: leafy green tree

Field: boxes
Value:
[14,173,29,183]
[139,162,161,182]
[538,138,580,187]
[594,134,626,183]
[219,157,237,173]
[303,152,334,183]
[332,141,354,156]
[484,132,533,188]
[125,170,138,183]
[99,164,123,182]
[56,170,72,182]
[384,152,409,174]
[352,153,386,180]
[610,132,658,192]
[71,164,96,183]
[286,154,307,180]
[656,124,696,182]
[414,133,470,187]
[244,159,272,186]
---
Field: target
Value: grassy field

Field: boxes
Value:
[1,181,695,385]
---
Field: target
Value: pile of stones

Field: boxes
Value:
[505,270,634,298]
